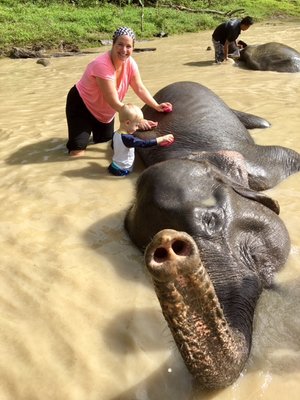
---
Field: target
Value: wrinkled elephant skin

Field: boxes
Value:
[239,42,300,72]
[125,81,300,389]
[125,158,291,389]
[135,81,300,191]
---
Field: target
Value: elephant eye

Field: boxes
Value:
[194,207,224,236]
[204,212,218,231]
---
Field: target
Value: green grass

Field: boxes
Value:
[0,1,299,53]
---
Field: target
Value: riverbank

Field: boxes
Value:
[1,0,300,56]
[0,22,300,400]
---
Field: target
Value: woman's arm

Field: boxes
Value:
[130,70,160,110]
[96,77,124,112]
[130,69,173,130]
[130,70,172,112]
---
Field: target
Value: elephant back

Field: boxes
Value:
[137,81,254,166]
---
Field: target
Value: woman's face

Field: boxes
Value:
[111,35,134,63]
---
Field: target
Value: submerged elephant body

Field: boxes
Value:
[135,81,300,191]
[126,82,299,389]
[238,42,300,72]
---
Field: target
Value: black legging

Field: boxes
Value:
[65,85,114,151]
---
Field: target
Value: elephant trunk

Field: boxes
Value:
[144,229,250,389]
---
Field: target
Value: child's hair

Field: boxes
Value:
[119,103,143,123]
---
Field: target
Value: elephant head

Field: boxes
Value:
[125,158,291,389]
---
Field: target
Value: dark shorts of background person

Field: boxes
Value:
[212,39,241,63]
[212,39,226,63]
[65,85,114,152]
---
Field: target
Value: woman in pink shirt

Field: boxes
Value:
[65,26,172,157]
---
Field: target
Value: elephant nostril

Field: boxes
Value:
[154,247,168,262]
[172,240,189,255]
[153,240,191,262]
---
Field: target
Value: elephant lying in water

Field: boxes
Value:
[237,42,300,72]
[125,81,300,389]
[135,81,300,191]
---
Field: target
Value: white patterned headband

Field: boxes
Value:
[112,27,136,43]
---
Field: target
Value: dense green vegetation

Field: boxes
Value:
[0,0,299,53]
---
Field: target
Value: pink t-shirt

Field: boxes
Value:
[76,51,138,123]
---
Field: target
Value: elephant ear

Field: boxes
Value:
[202,154,279,214]
[231,184,280,215]
[211,165,280,215]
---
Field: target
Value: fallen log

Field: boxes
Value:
[7,46,98,59]
[160,5,245,16]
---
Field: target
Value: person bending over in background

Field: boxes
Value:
[65,26,172,157]
[108,104,174,177]
[212,16,254,64]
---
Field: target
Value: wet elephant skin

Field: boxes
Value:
[125,158,291,389]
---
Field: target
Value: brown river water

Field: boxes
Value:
[0,21,300,400]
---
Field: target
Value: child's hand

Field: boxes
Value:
[138,119,158,130]
[158,134,175,147]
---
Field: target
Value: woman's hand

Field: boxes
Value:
[138,119,158,131]
[156,102,173,112]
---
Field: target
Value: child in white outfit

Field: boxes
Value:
[108,104,174,176]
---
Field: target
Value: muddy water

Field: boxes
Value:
[0,21,299,400]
